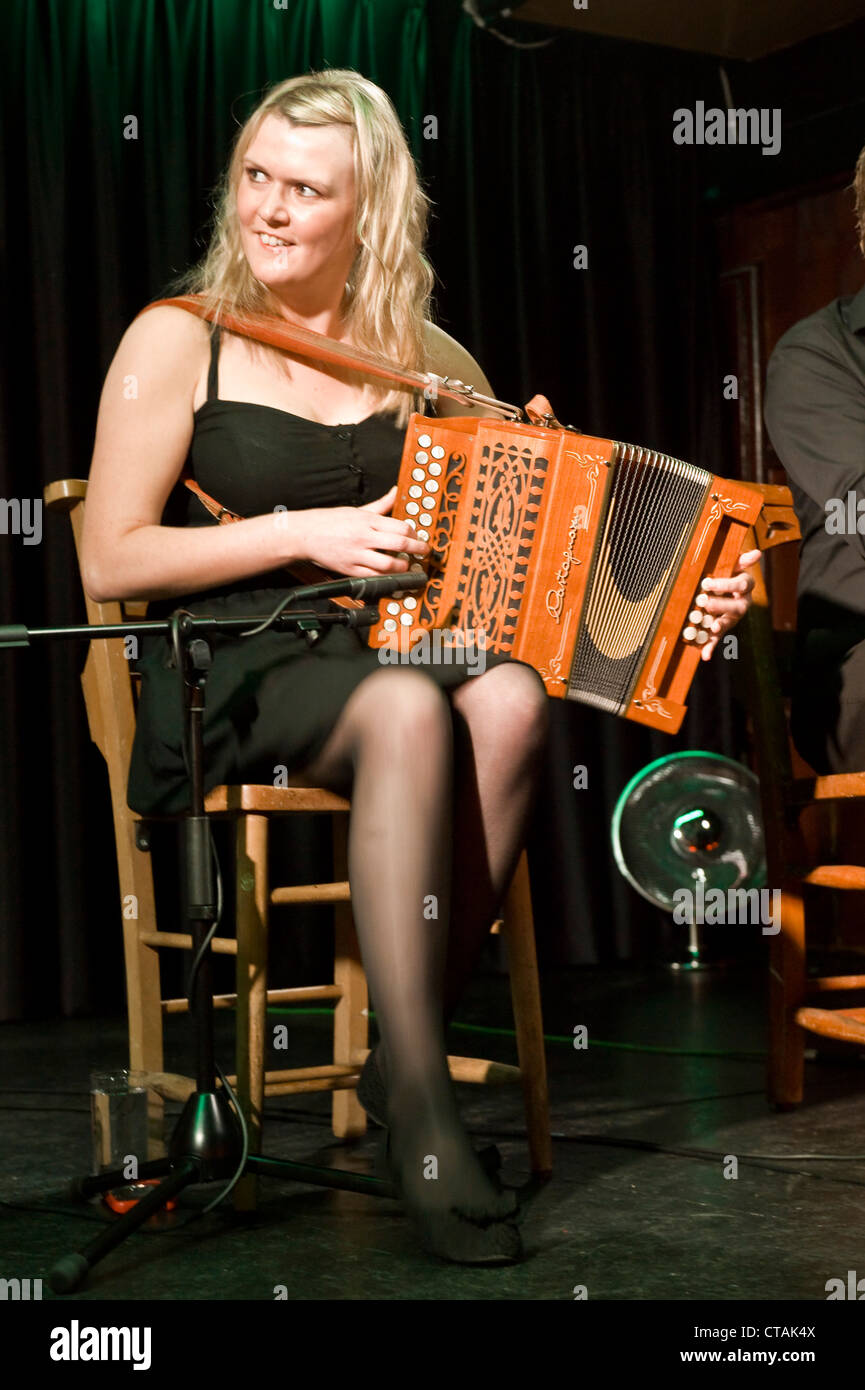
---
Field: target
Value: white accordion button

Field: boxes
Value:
[419,513,432,526]
[688,610,702,624]
[682,626,697,642]
[428,461,443,475]
[386,602,400,615]
[417,529,429,540]
[405,519,417,530]
[411,468,426,481]
[422,496,435,509]
[431,446,445,459]
[409,485,423,498]
[417,433,432,448]
[414,452,429,466]
[400,612,413,626]
[695,631,709,645]
[383,619,398,632]
[406,502,420,515]
[404,596,418,610]
[425,479,439,492]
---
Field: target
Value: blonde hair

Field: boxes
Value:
[173,68,435,427]
[854,143,865,257]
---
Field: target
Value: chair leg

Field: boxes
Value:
[234,814,270,1210]
[121,818,165,1161]
[331,813,368,1139]
[501,850,552,1179]
[768,882,806,1108]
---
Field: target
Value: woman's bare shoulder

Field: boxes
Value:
[99,304,211,410]
[117,302,211,356]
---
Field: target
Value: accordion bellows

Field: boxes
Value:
[367,414,772,732]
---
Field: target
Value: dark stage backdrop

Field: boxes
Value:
[0,0,827,1020]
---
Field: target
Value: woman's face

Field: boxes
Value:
[236,114,359,307]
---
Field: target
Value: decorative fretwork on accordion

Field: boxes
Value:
[367,415,793,733]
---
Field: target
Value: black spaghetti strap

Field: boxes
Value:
[206,326,221,402]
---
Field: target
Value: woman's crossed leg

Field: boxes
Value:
[291,661,548,1233]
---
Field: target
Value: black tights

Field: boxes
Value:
[293,662,549,1221]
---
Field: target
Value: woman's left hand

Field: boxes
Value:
[694,548,762,662]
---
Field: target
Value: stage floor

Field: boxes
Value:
[1,963,863,1302]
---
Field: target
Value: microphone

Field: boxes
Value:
[286,571,428,605]
[342,605,385,629]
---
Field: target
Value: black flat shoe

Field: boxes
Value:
[380,1131,524,1267]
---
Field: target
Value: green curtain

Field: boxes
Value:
[0,0,741,1018]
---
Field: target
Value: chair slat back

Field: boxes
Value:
[43,479,143,811]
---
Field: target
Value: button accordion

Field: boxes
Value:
[367,414,790,733]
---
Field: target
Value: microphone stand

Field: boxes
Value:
[1,573,423,1293]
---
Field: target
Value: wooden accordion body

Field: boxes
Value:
[367,414,792,733]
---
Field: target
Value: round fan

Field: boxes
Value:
[611,750,766,969]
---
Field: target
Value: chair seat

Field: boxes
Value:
[205,784,350,814]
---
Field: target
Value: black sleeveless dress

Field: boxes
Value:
[126,327,512,815]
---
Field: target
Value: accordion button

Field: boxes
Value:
[414,452,429,465]
[417,529,429,541]
[386,602,400,615]
[412,467,426,481]
[688,610,702,624]
[695,631,709,645]
[383,619,398,632]
[400,613,413,626]
[419,513,432,526]
[418,434,432,448]
[405,519,417,530]
[428,461,443,475]
[409,485,423,498]
[425,479,439,492]
[682,626,697,642]
[404,597,418,610]
[422,497,435,509]
[431,446,445,459]
[406,502,420,515]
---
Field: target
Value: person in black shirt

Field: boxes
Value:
[764,146,865,773]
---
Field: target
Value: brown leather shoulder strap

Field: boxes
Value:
[139,294,525,421]
[141,293,427,396]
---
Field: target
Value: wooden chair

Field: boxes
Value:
[45,478,552,1206]
[742,521,865,1108]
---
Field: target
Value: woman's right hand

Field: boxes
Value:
[286,486,432,578]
